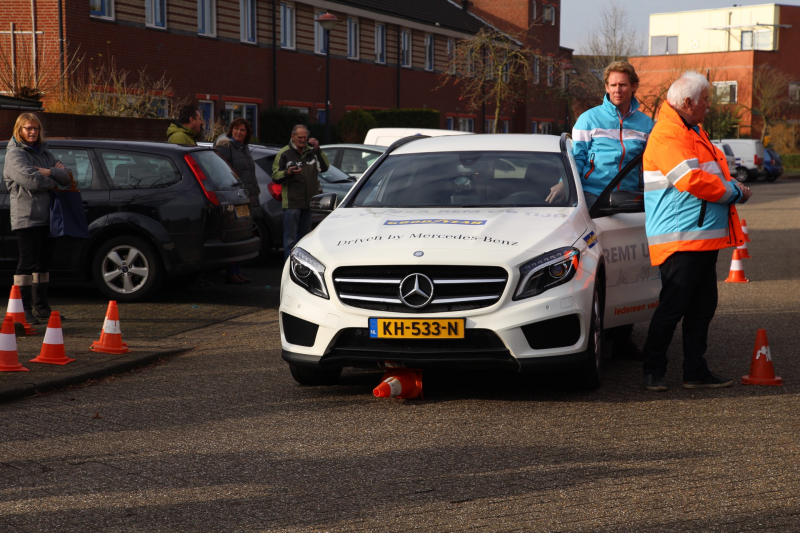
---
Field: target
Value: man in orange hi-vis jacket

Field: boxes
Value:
[641,71,752,392]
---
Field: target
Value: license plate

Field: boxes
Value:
[369,318,465,339]
[235,204,250,218]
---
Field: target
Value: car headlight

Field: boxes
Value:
[289,247,329,299]
[513,247,580,301]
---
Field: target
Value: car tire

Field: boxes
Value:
[735,167,750,183]
[289,363,342,386]
[253,219,272,257]
[766,172,779,182]
[580,286,604,390]
[755,172,767,182]
[92,235,163,302]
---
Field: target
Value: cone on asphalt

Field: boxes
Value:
[736,239,752,259]
[742,329,783,386]
[725,250,749,283]
[373,368,423,399]
[30,312,74,365]
[89,301,129,354]
[741,219,752,242]
[5,285,36,335]
[0,316,28,372]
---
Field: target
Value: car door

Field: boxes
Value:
[590,156,661,328]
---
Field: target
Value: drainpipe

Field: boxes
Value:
[272,0,277,108]
[396,25,401,108]
[31,0,37,83]
[58,0,64,84]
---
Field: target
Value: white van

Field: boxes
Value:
[363,127,473,147]
[717,139,766,182]
[710,141,737,177]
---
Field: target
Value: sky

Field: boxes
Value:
[561,0,800,52]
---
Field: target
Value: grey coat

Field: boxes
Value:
[3,137,72,230]
[214,134,261,217]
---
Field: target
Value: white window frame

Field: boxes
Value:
[530,0,537,23]
[90,0,114,20]
[198,0,215,37]
[145,0,167,29]
[224,102,259,137]
[401,29,412,68]
[280,2,295,50]
[424,34,434,71]
[540,122,552,134]
[347,17,360,59]
[533,57,540,84]
[240,0,256,43]
[543,4,555,25]
[754,29,772,50]
[315,11,328,55]
[713,81,738,104]
[790,82,800,103]
[484,118,495,133]
[458,117,474,132]
[741,30,753,50]
[375,24,386,64]
[547,62,554,87]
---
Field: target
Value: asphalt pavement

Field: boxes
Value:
[1,178,799,531]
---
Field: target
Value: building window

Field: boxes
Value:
[240,0,256,43]
[198,0,215,36]
[90,0,114,19]
[458,117,474,132]
[533,57,539,84]
[484,118,495,133]
[547,63,554,87]
[501,120,510,134]
[145,0,166,28]
[401,29,412,68]
[531,120,538,134]
[223,103,258,137]
[447,39,455,74]
[317,108,326,125]
[375,24,386,64]
[741,31,753,50]
[446,116,454,130]
[425,34,434,71]
[529,0,537,24]
[713,81,737,104]
[198,101,214,131]
[540,122,552,134]
[755,29,772,50]
[790,82,800,103]
[315,11,328,55]
[543,4,555,25]
[651,35,678,55]
[347,18,359,59]
[280,2,295,49]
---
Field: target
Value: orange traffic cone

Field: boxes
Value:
[725,250,749,283]
[736,240,752,259]
[5,285,36,335]
[373,368,423,399]
[741,219,752,242]
[0,316,28,372]
[742,329,783,386]
[30,312,74,365]
[89,301,129,354]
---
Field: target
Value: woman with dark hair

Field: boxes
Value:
[3,113,72,323]
[214,117,260,284]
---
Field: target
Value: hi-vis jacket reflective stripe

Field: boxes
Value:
[572,94,654,197]
[643,101,745,266]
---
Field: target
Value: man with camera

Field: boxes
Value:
[272,124,330,260]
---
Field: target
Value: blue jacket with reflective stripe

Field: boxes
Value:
[572,95,654,197]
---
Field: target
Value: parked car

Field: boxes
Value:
[713,142,737,177]
[717,139,766,182]
[764,149,784,181]
[0,140,260,301]
[279,133,662,389]
[320,144,385,179]
[363,127,473,147]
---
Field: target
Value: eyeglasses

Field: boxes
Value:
[22,126,41,132]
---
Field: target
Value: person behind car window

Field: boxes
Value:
[3,113,73,325]
[641,72,752,392]
[167,104,203,146]
[214,118,260,284]
[550,61,654,360]
[272,125,330,260]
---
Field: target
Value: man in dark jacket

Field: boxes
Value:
[272,125,329,259]
[166,105,203,145]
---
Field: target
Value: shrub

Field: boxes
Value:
[768,123,800,154]
[258,107,338,145]
[336,109,378,143]
[368,108,440,129]
[781,153,800,169]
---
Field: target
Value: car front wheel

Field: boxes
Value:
[92,235,163,302]
[581,286,604,390]
[735,167,750,183]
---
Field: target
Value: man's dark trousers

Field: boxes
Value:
[283,208,313,260]
[642,250,719,381]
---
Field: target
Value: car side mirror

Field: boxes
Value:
[311,192,337,213]
[595,190,645,216]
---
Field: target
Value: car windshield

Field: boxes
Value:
[350,150,570,208]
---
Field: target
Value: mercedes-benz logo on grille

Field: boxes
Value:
[399,273,434,308]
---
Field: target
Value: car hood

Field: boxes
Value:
[301,207,585,262]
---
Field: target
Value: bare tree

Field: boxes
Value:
[0,35,82,100]
[439,28,536,133]
[739,65,797,142]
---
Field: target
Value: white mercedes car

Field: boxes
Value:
[279,134,660,389]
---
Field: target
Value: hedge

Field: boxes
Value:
[336,109,377,143]
[258,107,337,145]
[780,153,800,169]
[367,108,440,130]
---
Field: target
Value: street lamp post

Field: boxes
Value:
[315,12,339,144]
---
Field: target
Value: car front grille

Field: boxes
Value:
[331,327,507,353]
[332,265,509,313]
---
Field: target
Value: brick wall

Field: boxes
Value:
[0,110,171,142]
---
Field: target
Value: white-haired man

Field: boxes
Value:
[641,71,752,391]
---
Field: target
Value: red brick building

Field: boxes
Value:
[1,0,571,136]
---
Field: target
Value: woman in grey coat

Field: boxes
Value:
[214,117,260,284]
[3,113,72,324]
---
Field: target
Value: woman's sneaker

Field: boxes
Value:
[644,374,668,391]
[683,372,734,389]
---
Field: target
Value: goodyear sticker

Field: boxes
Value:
[384,219,487,226]
[583,231,598,249]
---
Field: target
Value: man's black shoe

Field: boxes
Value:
[612,337,644,360]
[644,374,668,391]
[683,372,734,389]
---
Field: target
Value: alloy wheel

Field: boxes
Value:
[101,245,150,294]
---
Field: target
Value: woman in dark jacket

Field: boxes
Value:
[3,113,72,324]
[214,118,260,284]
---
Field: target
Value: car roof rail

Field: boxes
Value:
[384,134,431,155]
